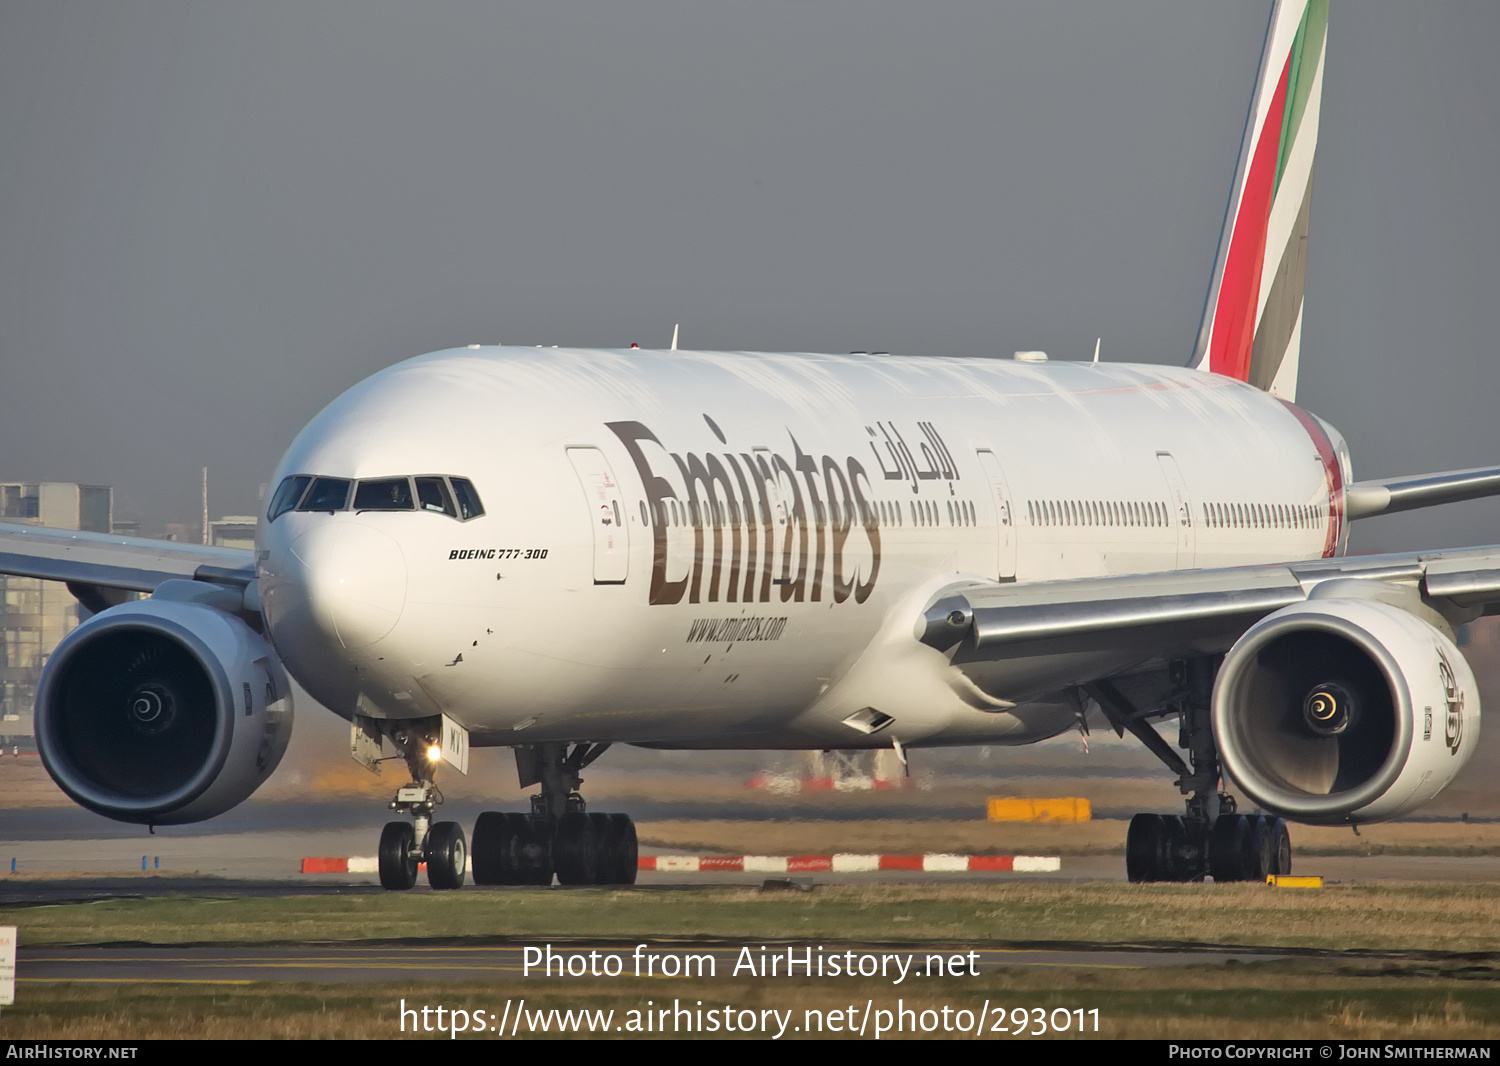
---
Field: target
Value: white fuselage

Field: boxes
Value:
[256,347,1349,751]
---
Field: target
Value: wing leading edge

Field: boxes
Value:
[920,545,1500,674]
[0,521,255,609]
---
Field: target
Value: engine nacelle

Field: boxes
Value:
[1213,596,1479,825]
[35,598,293,825]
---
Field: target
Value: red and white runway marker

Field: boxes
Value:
[639,854,1061,873]
[301,853,1060,874]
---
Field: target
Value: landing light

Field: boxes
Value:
[427,744,442,762]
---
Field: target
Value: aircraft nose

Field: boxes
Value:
[289,522,407,649]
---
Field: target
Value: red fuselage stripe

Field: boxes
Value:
[1279,399,1344,557]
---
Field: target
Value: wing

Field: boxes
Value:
[0,520,254,612]
[919,544,1500,690]
[915,543,1499,827]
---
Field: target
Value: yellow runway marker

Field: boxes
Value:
[17,978,253,985]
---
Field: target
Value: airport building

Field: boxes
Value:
[208,516,257,550]
[0,482,114,747]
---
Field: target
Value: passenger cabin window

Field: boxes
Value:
[354,478,414,511]
[300,477,351,512]
[268,475,311,521]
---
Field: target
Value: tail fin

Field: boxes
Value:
[1190,0,1328,401]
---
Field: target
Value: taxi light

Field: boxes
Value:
[427,744,442,762]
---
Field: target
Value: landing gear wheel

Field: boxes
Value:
[1240,815,1275,882]
[471,812,512,885]
[1126,813,1166,883]
[1271,817,1292,876]
[554,811,599,885]
[379,821,418,891]
[588,813,616,885]
[607,813,638,885]
[1159,815,1194,882]
[427,821,467,890]
[520,816,555,885]
[473,812,551,885]
[1209,814,1248,882]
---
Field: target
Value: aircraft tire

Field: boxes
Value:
[1125,813,1167,882]
[1209,814,1249,882]
[1240,815,1275,882]
[1159,814,1196,882]
[379,821,418,891]
[471,812,508,885]
[520,815,555,885]
[554,811,600,885]
[1271,817,1292,876]
[427,821,468,890]
[588,813,617,885]
[608,813,638,885]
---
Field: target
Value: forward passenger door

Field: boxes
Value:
[566,447,630,584]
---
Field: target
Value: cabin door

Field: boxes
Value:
[1156,451,1196,569]
[976,449,1017,582]
[567,447,630,584]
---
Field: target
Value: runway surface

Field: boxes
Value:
[2,834,1498,893]
[3,801,1494,988]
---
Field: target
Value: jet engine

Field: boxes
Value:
[35,597,293,825]
[1213,596,1479,826]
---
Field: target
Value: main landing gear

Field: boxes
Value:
[378,727,468,891]
[469,742,638,888]
[1085,658,1293,884]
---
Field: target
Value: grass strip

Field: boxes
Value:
[5,883,1500,955]
[2,962,1498,1039]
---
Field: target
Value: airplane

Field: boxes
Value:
[4,0,1499,890]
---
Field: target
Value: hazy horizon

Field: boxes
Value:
[2,2,1497,554]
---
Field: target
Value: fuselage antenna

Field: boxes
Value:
[1093,337,1101,364]
[670,323,680,351]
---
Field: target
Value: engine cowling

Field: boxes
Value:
[35,597,293,825]
[1213,596,1479,825]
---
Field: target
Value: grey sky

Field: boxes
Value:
[1,2,1497,554]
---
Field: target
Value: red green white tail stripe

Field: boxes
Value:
[1192,0,1328,401]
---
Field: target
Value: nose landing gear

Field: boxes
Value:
[376,729,467,891]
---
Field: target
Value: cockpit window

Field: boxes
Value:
[415,476,457,517]
[450,478,485,520]
[267,475,311,521]
[354,477,414,511]
[268,473,482,521]
[299,477,352,512]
